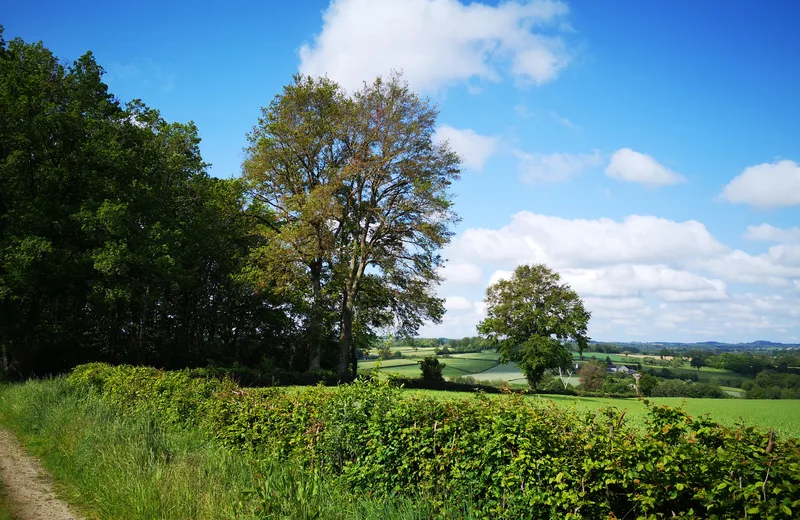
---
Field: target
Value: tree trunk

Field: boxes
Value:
[308,259,324,372]
[1,341,8,377]
[350,343,358,380]
[338,292,353,380]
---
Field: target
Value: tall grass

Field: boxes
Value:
[0,379,475,520]
[0,480,15,520]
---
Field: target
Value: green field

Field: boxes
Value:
[402,389,800,439]
[537,394,800,438]
[359,348,795,437]
[361,348,749,391]
[361,356,500,378]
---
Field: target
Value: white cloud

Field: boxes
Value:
[605,148,686,187]
[550,111,579,129]
[768,244,800,267]
[422,296,487,338]
[744,224,800,243]
[583,297,647,311]
[692,249,800,287]
[298,0,572,92]
[488,270,514,286]
[433,125,499,171]
[440,262,483,285]
[444,296,474,312]
[430,211,800,342]
[721,160,800,209]
[561,265,728,301]
[449,212,727,267]
[516,150,602,183]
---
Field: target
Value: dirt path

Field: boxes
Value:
[0,427,83,520]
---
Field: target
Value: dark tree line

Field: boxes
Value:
[0,31,459,379]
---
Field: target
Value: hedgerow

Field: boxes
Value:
[67,363,800,519]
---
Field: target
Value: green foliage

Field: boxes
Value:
[69,363,800,519]
[745,370,800,399]
[478,264,590,388]
[638,373,659,396]
[418,356,445,382]
[602,375,636,395]
[242,73,460,379]
[0,377,472,520]
[0,35,295,377]
[649,379,729,398]
[0,482,12,520]
[578,360,606,391]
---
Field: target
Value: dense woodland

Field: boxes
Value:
[0,31,458,379]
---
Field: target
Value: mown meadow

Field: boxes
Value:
[407,390,800,439]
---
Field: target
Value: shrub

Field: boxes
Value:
[68,363,800,519]
[578,360,606,391]
[418,356,445,382]
[448,375,478,385]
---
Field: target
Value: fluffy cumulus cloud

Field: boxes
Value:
[515,149,602,183]
[605,148,686,187]
[691,249,800,288]
[440,261,483,285]
[449,212,727,267]
[421,212,800,341]
[720,160,800,209]
[745,224,800,243]
[298,0,572,92]
[433,125,499,171]
[560,265,728,302]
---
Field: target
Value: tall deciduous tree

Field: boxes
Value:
[242,73,460,378]
[578,360,606,391]
[242,75,348,371]
[334,75,459,378]
[478,264,591,388]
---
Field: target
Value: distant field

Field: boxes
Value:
[402,389,800,439]
[360,355,499,379]
[361,348,750,390]
[574,351,648,364]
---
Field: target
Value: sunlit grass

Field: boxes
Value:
[399,388,800,439]
[0,380,478,520]
[0,480,16,520]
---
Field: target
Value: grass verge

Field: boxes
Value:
[0,480,16,520]
[0,379,475,520]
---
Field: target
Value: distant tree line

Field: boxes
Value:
[743,371,800,399]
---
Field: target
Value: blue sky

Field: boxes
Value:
[6,0,800,342]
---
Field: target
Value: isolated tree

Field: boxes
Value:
[478,264,591,389]
[332,75,460,378]
[419,356,445,382]
[579,360,607,391]
[690,355,705,370]
[637,373,658,397]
